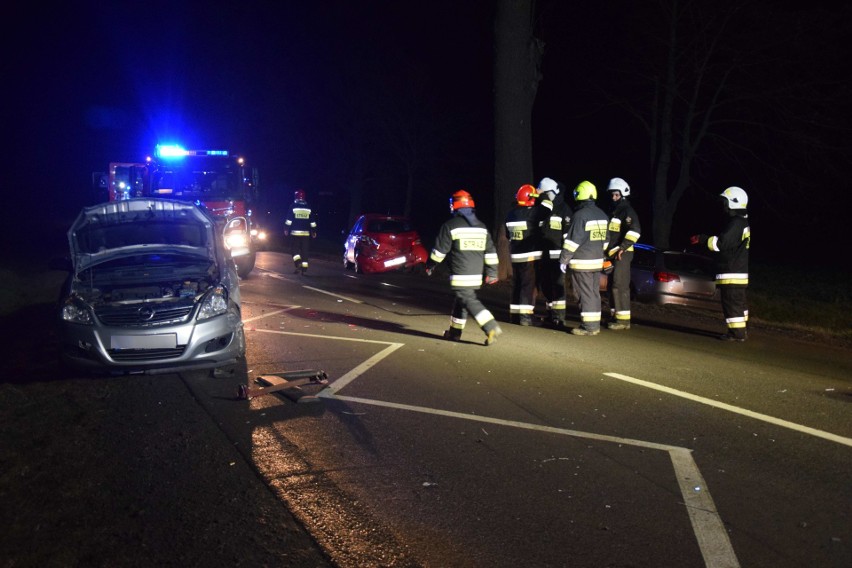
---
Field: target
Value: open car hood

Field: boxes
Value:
[68,199,222,273]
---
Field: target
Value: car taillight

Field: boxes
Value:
[654,271,680,283]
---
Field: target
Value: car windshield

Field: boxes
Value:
[663,252,714,275]
[365,219,414,233]
[75,221,208,253]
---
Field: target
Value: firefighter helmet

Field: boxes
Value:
[607,177,630,197]
[294,189,306,201]
[573,180,597,201]
[516,184,538,207]
[538,177,559,195]
[450,190,475,212]
[720,186,748,210]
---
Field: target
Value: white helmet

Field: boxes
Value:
[607,177,630,197]
[538,177,559,195]
[720,186,748,210]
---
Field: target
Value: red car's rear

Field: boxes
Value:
[344,214,428,274]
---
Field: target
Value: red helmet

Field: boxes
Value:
[450,190,475,212]
[516,184,538,207]
[294,189,306,201]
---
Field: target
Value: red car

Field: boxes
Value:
[343,214,428,274]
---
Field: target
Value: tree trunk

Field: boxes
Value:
[493,0,542,279]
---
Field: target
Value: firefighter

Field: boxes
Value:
[534,177,573,328]
[690,186,751,341]
[504,184,542,326]
[605,177,642,330]
[559,181,610,336]
[426,190,503,345]
[283,189,317,274]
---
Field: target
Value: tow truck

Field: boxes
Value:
[101,145,266,278]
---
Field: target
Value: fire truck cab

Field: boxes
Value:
[105,145,265,278]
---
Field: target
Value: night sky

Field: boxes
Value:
[9,1,851,265]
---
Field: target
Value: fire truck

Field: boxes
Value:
[104,144,266,278]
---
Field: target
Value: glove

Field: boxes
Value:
[425,266,434,276]
[283,230,289,237]
[311,232,317,239]
[559,263,567,274]
[485,275,499,285]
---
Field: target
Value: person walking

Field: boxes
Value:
[605,177,642,330]
[691,186,751,341]
[559,181,610,336]
[534,177,573,328]
[504,184,542,326]
[283,189,317,274]
[426,190,503,345]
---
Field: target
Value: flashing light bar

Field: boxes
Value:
[155,144,230,159]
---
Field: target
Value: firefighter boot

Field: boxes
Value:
[570,326,600,336]
[442,328,462,343]
[484,325,503,346]
[519,315,532,327]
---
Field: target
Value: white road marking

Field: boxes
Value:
[301,285,363,304]
[249,283,741,567]
[604,372,852,448]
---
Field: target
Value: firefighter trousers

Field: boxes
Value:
[608,251,633,323]
[537,256,567,322]
[510,261,537,321]
[571,269,602,332]
[720,285,748,339]
[448,287,499,336]
[289,237,311,272]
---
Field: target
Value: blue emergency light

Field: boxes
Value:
[155,144,230,159]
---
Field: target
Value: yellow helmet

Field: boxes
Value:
[573,180,597,201]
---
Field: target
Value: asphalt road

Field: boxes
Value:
[183,252,851,568]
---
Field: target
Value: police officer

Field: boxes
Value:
[691,187,751,341]
[605,177,642,330]
[504,184,542,326]
[426,190,503,345]
[534,177,573,328]
[284,189,317,274]
[559,181,610,336]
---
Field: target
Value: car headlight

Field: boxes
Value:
[197,286,229,320]
[61,297,93,325]
[224,233,249,249]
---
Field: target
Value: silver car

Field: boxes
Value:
[57,199,245,374]
[602,243,720,308]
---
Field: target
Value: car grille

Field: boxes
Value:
[96,300,195,327]
[109,347,187,361]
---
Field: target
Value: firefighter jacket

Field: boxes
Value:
[535,195,573,260]
[607,199,641,257]
[284,200,317,237]
[559,200,610,271]
[504,205,542,263]
[699,212,750,286]
[428,211,498,288]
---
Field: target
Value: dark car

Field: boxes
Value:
[601,243,719,308]
[343,214,429,274]
[55,198,246,374]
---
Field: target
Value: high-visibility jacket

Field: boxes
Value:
[607,199,641,256]
[535,196,573,260]
[429,213,498,288]
[701,213,750,286]
[559,200,609,271]
[284,200,317,237]
[504,205,542,263]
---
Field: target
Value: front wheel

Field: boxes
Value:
[235,253,256,279]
